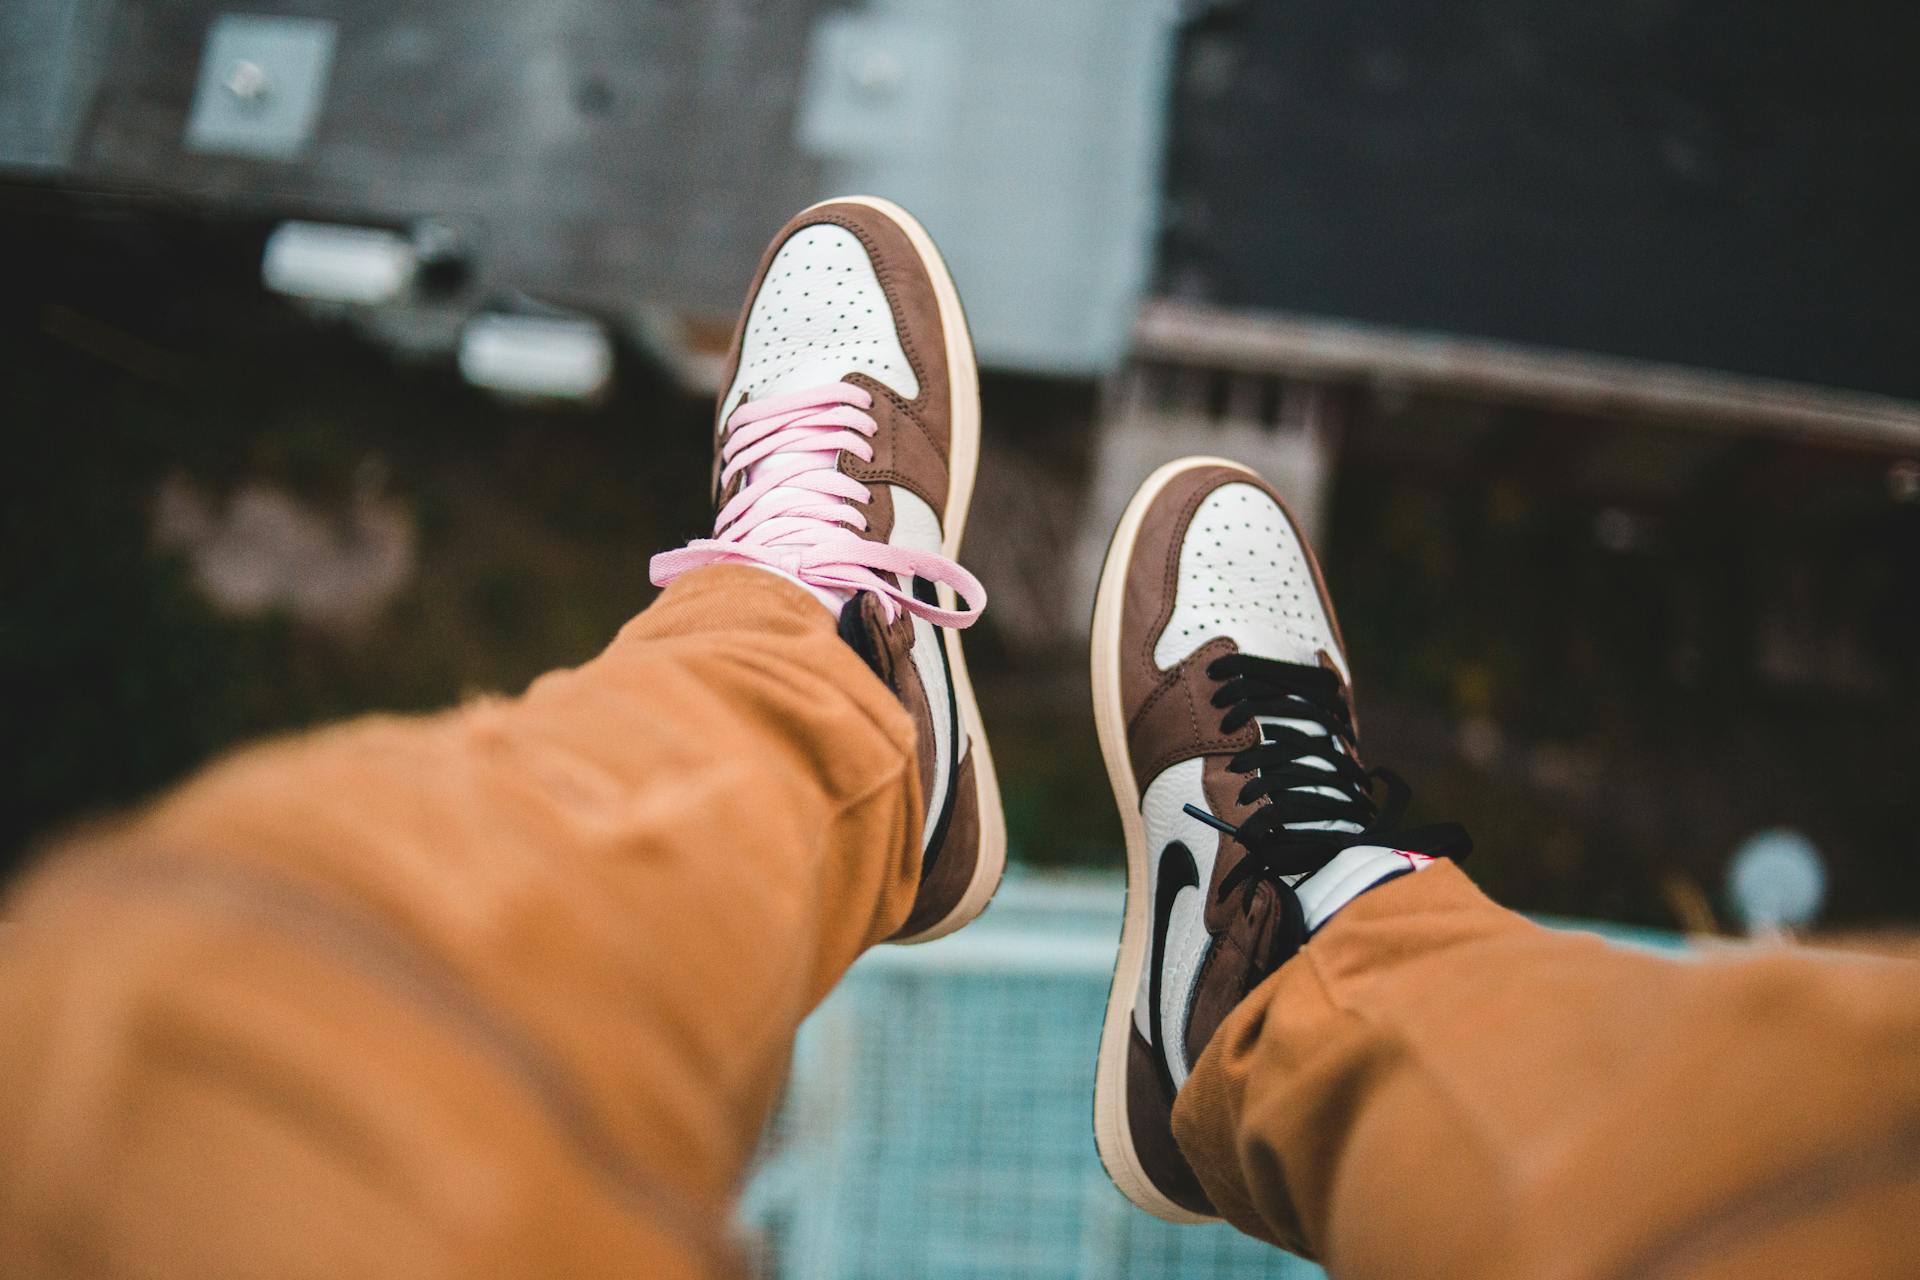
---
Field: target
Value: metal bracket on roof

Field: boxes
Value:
[185,14,337,160]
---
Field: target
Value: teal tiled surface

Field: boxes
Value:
[742,871,1681,1278]
[741,873,1318,1278]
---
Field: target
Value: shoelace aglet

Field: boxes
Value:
[1183,803,1244,840]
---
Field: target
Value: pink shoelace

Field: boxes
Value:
[649,382,985,627]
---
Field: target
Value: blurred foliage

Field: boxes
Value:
[1327,402,1920,925]
[2,195,714,869]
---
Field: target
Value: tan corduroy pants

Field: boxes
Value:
[3,566,1916,1278]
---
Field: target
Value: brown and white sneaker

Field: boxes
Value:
[1089,457,1469,1222]
[651,197,1005,944]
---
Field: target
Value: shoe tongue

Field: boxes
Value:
[740,428,848,523]
[1255,703,1364,838]
[724,387,856,527]
[746,443,831,488]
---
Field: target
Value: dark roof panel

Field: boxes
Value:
[1160,0,1920,401]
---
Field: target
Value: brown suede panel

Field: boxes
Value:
[841,374,948,521]
[891,752,979,941]
[1202,754,1259,831]
[858,477,897,544]
[1127,1028,1216,1216]
[1185,886,1285,1070]
[1125,638,1259,794]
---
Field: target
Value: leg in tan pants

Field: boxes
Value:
[1174,862,1920,1280]
[5,568,1918,1278]
[0,566,921,1279]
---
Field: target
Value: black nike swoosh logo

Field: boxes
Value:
[1148,840,1199,1098]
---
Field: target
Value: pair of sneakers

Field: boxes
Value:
[651,199,1468,1223]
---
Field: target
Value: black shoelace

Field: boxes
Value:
[1181,652,1471,962]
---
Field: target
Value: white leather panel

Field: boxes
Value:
[891,487,951,841]
[1134,757,1220,1091]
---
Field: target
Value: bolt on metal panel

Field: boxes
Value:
[185,14,337,160]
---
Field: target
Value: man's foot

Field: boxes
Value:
[650,197,1006,944]
[1089,457,1468,1221]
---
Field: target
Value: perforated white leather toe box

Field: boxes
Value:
[1152,483,1346,677]
[720,224,919,420]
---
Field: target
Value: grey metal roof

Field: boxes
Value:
[796,0,1177,372]
[3,0,1177,376]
